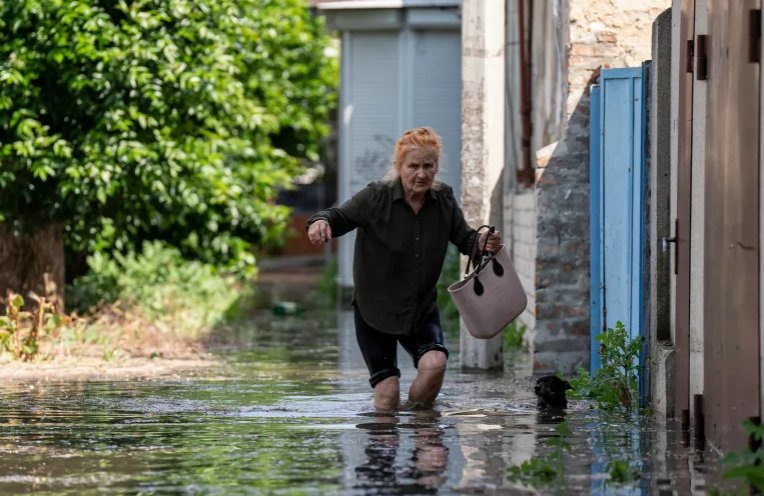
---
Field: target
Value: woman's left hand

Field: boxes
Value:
[480,230,502,253]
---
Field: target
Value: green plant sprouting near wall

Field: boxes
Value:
[563,321,642,412]
[719,419,764,491]
[504,321,526,349]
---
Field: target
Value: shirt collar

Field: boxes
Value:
[390,177,438,202]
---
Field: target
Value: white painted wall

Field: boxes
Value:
[689,0,707,418]
[411,30,463,199]
[338,30,400,289]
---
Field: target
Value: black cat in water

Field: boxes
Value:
[534,375,573,410]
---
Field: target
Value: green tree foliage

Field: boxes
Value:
[0,0,338,275]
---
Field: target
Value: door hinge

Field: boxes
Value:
[674,219,679,275]
[686,39,695,74]
[696,35,708,81]
[751,9,762,63]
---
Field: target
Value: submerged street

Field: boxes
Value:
[0,310,731,495]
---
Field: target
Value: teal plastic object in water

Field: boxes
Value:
[271,301,302,316]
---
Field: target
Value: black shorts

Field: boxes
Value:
[354,306,450,388]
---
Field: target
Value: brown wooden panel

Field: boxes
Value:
[704,0,761,452]
[675,0,695,420]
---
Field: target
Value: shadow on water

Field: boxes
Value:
[0,309,735,495]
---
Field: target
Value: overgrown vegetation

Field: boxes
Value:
[508,420,571,487]
[562,321,642,412]
[0,0,338,362]
[0,292,69,361]
[0,241,250,363]
[67,241,242,337]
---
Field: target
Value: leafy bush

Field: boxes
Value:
[68,241,239,336]
[0,0,338,275]
[564,321,642,412]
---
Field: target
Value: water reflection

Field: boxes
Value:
[0,309,738,495]
[353,412,448,494]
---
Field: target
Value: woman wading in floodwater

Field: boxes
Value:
[306,127,501,411]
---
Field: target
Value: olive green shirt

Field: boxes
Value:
[305,178,478,335]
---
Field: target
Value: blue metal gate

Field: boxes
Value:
[589,67,646,373]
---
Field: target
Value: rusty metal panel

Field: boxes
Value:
[676,0,695,421]
[705,0,761,452]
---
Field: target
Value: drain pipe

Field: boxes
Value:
[516,0,535,187]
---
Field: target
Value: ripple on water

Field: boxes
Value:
[0,317,733,496]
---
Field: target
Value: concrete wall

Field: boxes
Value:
[459,0,506,370]
[669,0,680,347]
[529,0,670,375]
[649,8,675,419]
[689,0,707,418]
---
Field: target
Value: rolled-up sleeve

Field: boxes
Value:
[305,184,374,238]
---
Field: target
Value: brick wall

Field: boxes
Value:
[530,0,669,375]
[511,189,537,339]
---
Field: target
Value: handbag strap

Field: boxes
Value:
[464,224,495,276]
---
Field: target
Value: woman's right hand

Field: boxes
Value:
[308,220,332,245]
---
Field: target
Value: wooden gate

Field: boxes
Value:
[704,0,761,451]
[589,68,646,373]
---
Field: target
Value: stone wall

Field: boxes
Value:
[531,0,669,375]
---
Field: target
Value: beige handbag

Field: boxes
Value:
[447,226,528,339]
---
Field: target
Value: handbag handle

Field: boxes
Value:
[464,225,495,277]
[464,225,506,296]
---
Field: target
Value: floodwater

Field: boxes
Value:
[0,311,731,495]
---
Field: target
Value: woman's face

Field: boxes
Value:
[398,147,439,196]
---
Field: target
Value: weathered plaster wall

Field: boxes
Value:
[504,0,537,345]
[459,0,506,370]
[532,0,670,374]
